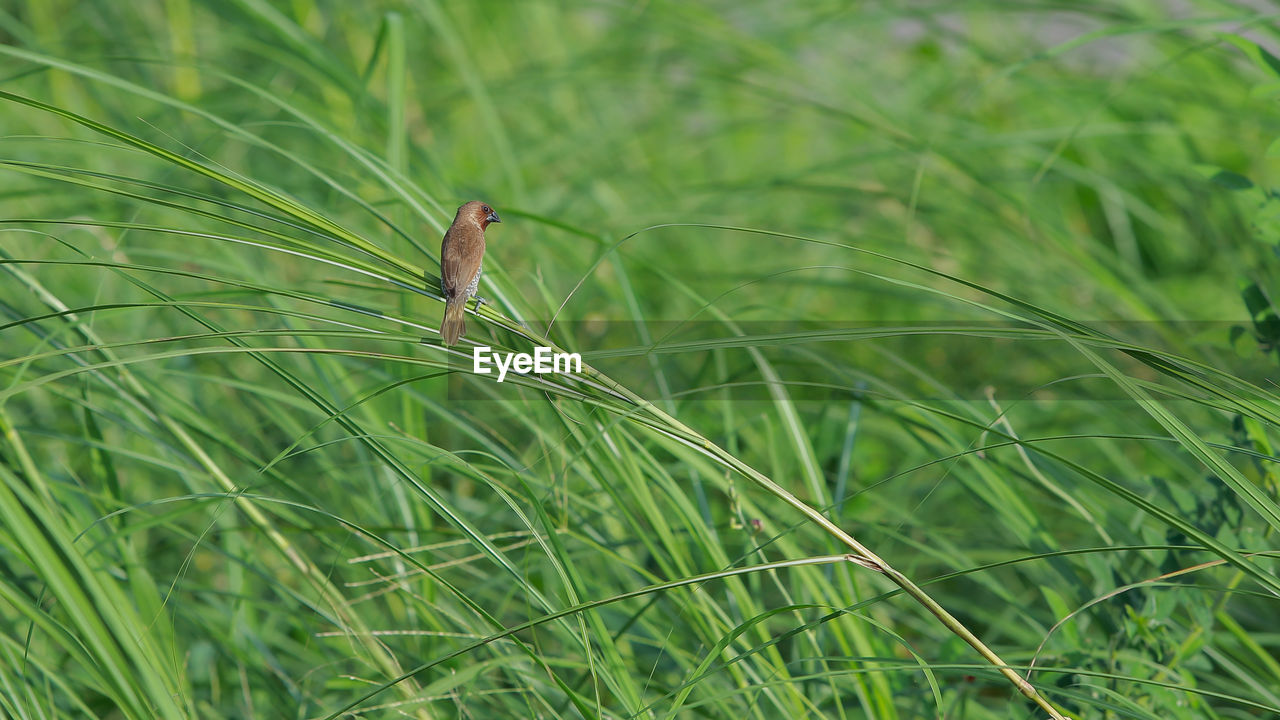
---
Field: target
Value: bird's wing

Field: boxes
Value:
[440,225,485,299]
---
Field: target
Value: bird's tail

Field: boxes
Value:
[440,300,466,346]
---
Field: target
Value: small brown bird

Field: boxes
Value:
[439,200,501,345]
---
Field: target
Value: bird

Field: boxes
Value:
[439,200,501,345]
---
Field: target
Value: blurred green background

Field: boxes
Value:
[2,1,1280,718]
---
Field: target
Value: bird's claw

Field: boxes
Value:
[472,295,488,311]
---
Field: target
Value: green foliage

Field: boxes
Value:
[1,1,1279,718]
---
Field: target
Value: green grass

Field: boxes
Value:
[2,1,1280,718]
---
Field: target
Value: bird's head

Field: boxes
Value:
[459,200,501,229]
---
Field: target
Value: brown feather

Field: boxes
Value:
[440,299,467,345]
[439,200,498,345]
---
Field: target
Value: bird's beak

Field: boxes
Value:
[486,211,501,224]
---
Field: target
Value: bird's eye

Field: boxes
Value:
[482,206,491,214]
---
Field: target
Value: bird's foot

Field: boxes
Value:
[471,295,488,311]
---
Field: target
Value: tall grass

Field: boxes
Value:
[1,2,1279,718]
